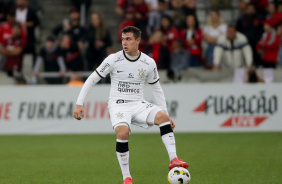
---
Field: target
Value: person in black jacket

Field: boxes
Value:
[86,12,112,70]
[15,0,40,60]
[34,36,66,84]
[59,33,84,71]
[236,3,264,66]
[52,9,86,51]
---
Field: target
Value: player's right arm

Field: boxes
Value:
[73,54,115,120]
[73,71,102,120]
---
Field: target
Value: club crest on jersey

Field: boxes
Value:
[138,69,146,79]
[115,112,124,119]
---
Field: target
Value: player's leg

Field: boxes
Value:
[153,110,177,160]
[148,109,189,170]
[109,105,133,184]
[115,124,133,183]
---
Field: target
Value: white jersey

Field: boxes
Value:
[96,50,159,104]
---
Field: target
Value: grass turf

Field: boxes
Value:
[0,133,281,184]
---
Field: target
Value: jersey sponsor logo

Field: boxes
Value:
[118,81,141,94]
[99,63,110,73]
[115,112,124,119]
[116,99,137,104]
[138,69,146,79]
[128,73,134,78]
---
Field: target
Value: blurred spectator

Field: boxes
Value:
[59,34,84,71]
[213,25,253,84]
[52,9,86,50]
[158,0,172,17]
[116,0,130,17]
[257,20,280,83]
[182,0,196,16]
[171,0,186,29]
[145,30,170,69]
[15,0,40,59]
[118,7,135,42]
[180,14,203,67]
[278,2,282,13]
[67,72,84,86]
[33,36,66,84]
[0,9,27,45]
[238,0,248,16]
[236,3,264,67]
[86,12,112,71]
[129,0,149,40]
[246,68,264,83]
[0,22,26,77]
[145,0,169,33]
[159,15,180,51]
[265,2,282,27]
[203,10,227,67]
[170,39,188,80]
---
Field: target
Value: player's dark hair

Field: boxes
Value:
[121,26,142,39]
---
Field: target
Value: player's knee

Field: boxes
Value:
[115,125,130,140]
[154,111,170,125]
[117,132,129,140]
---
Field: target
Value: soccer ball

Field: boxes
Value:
[168,167,191,184]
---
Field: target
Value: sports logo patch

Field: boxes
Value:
[138,69,146,79]
[115,112,124,119]
[99,63,110,73]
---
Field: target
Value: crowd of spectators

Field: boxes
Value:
[1,0,282,84]
[116,0,282,83]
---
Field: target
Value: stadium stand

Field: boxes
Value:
[1,0,282,85]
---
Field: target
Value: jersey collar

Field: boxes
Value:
[123,50,141,62]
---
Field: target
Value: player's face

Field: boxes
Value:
[122,32,140,55]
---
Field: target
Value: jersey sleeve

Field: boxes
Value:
[147,60,159,84]
[95,54,115,78]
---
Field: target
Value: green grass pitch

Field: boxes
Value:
[0,132,281,184]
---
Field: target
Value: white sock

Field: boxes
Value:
[116,139,131,180]
[159,122,177,161]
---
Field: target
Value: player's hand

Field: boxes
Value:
[73,105,84,120]
[169,118,175,130]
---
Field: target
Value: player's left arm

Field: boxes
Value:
[147,61,175,129]
[149,81,175,129]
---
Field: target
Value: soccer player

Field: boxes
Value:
[73,26,188,184]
